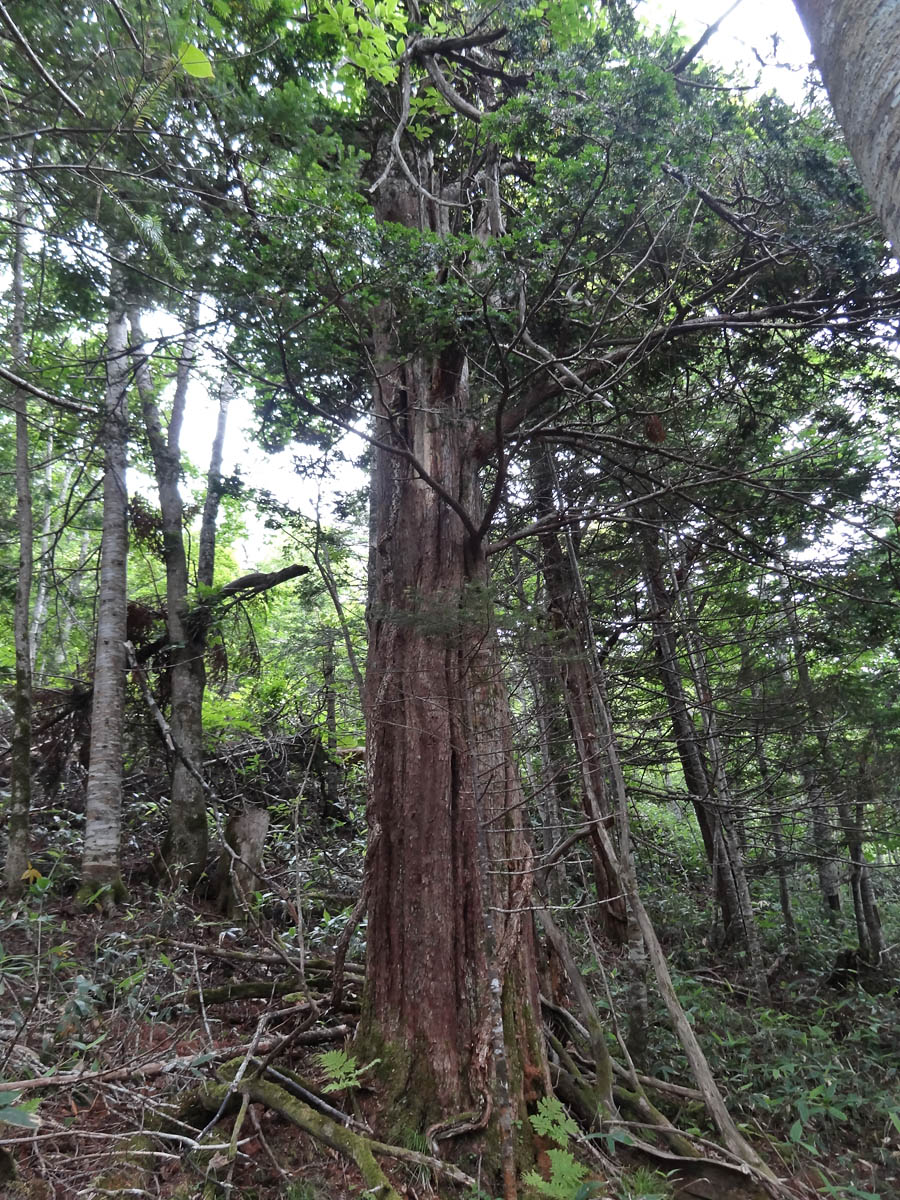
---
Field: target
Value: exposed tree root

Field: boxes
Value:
[191,1073,479,1198]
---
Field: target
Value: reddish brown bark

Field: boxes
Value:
[360,189,546,1139]
[363,352,543,1112]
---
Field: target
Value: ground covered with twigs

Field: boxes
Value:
[2,800,900,1200]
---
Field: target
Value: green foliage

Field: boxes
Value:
[524,1097,589,1198]
[178,43,214,78]
[315,1047,380,1092]
[0,1092,41,1130]
[618,1169,673,1200]
[529,1095,579,1147]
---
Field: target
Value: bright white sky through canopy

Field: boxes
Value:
[180,0,818,525]
[638,0,812,99]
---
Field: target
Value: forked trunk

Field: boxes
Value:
[131,306,212,884]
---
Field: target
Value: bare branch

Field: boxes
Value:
[0,364,93,415]
[669,0,744,76]
[0,1,87,118]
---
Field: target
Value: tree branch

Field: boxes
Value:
[0,364,93,415]
[0,1,86,118]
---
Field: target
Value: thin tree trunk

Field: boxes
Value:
[675,575,768,998]
[198,369,232,590]
[321,630,342,819]
[29,441,65,679]
[533,476,628,942]
[803,766,842,924]
[312,536,366,713]
[79,289,130,903]
[789,606,884,956]
[51,526,93,678]
[569,630,775,1182]
[6,178,33,898]
[783,598,860,936]
[130,304,210,884]
[636,519,740,937]
[750,680,797,945]
[527,661,566,907]
[852,749,885,963]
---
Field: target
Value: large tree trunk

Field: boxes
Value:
[792,0,900,255]
[359,192,547,1168]
[80,291,130,903]
[5,178,33,898]
[362,351,545,1122]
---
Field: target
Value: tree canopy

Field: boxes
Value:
[2,3,900,1199]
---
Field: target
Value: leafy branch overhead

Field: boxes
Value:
[2,1,900,1199]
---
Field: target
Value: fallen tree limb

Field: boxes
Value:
[0,1040,283,1094]
[196,1075,477,1198]
[0,1022,354,1095]
[185,979,305,1006]
[142,938,364,977]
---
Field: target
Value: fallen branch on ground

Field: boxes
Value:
[198,1072,478,1196]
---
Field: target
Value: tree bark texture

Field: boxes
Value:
[131,306,210,883]
[81,293,130,894]
[792,0,900,256]
[361,191,546,1143]
[6,178,33,898]
[534,458,628,944]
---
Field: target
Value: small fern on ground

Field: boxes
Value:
[524,1095,591,1198]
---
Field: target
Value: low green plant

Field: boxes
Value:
[619,1166,673,1199]
[315,1047,380,1093]
[524,1095,592,1199]
[0,1091,41,1130]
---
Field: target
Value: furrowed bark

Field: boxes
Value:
[792,0,900,256]
[359,181,547,1172]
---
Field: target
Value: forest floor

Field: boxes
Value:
[1,811,899,1200]
[0,884,375,1200]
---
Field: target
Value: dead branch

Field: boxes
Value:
[0,1040,284,1094]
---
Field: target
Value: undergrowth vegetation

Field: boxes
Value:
[1,793,898,1199]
